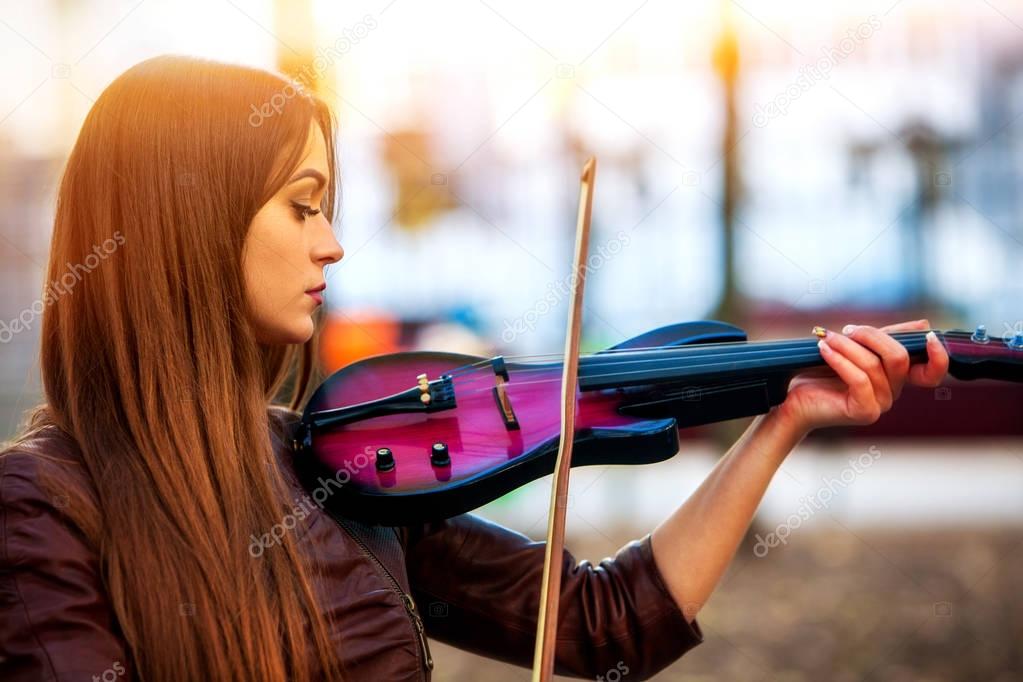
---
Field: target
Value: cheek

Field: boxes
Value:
[244,241,282,302]
[245,207,305,290]
[242,210,309,340]
[244,217,283,298]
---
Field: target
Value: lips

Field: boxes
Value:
[306,282,326,305]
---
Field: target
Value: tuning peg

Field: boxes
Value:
[1008,331,1023,351]
[970,324,989,344]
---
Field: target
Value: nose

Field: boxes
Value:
[312,220,344,266]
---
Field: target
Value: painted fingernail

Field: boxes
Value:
[842,324,857,335]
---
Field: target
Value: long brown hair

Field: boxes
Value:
[9,55,342,680]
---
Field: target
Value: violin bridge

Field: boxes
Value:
[490,356,520,430]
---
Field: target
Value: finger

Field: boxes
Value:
[817,337,882,424]
[842,325,911,399]
[879,318,930,334]
[822,330,894,411]
[908,330,950,388]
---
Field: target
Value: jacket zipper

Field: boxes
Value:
[400,593,434,673]
[331,516,434,673]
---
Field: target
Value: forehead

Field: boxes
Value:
[296,122,329,174]
[273,122,329,185]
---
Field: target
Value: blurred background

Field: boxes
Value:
[1,0,1022,679]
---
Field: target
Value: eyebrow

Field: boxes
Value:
[287,168,328,190]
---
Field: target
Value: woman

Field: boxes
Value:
[0,55,948,682]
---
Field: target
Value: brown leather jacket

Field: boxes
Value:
[0,410,702,681]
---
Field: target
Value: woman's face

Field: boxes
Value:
[243,123,343,345]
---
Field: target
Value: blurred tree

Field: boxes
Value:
[711,0,743,324]
[380,127,456,230]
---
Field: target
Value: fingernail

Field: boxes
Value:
[818,339,829,352]
[926,331,938,343]
[842,324,857,335]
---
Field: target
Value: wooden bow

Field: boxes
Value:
[531,157,596,681]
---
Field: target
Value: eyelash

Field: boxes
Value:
[290,201,322,220]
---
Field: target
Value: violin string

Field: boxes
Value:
[437,376,769,413]
[441,337,800,377]
[449,340,930,397]
[440,338,797,377]
[441,332,931,384]
[448,330,935,373]
[451,347,820,385]
[445,349,867,388]
[447,373,797,409]
[452,355,826,394]
[440,331,932,379]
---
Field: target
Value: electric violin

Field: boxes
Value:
[294,319,1023,526]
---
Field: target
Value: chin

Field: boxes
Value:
[256,317,315,346]
[286,318,316,345]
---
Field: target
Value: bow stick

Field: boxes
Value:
[531,157,597,681]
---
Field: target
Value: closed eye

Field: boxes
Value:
[290,201,322,220]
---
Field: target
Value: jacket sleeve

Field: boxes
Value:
[0,452,132,682]
[401,513,702,680]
